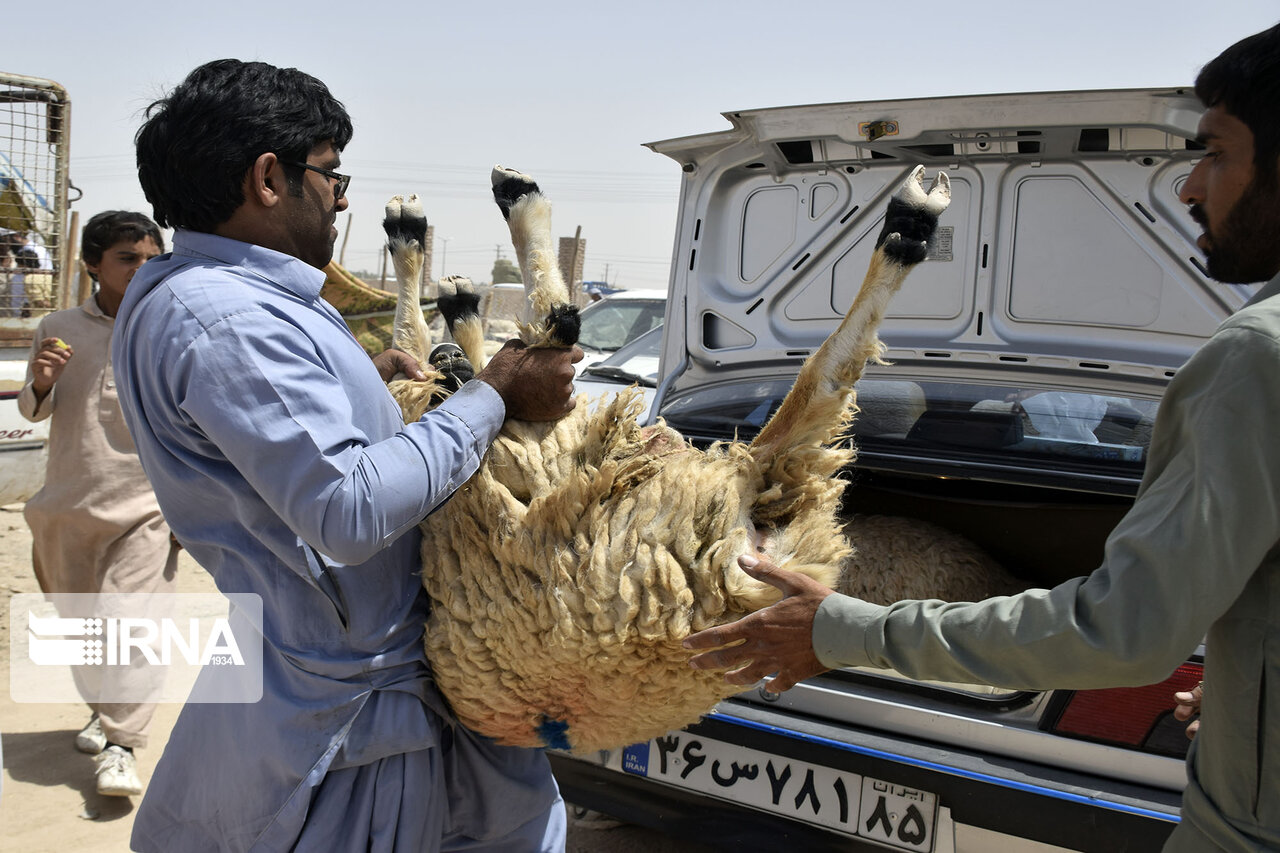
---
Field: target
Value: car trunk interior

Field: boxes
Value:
[839,469,1131,590]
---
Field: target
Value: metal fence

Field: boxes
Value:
[0,72,69,334]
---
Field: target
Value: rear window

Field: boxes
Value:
[660,377,1159,483]
[579,299,665,351]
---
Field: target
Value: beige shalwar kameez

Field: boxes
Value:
[19,295,177,748]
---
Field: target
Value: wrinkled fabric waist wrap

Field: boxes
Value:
[331,662,454,770]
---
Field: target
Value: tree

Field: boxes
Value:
[492,258,521,284]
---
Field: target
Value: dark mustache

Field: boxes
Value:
[1189,204,1207,226]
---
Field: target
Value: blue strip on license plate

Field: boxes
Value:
[612,730,937,852]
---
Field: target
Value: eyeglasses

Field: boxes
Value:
[282,160,351,201]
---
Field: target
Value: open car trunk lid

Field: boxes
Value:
[639,88,1226,797]
[646,89,1248,457]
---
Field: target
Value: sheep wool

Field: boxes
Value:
[385,165,960,754]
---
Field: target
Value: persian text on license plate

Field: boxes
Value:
[613,730,937,852]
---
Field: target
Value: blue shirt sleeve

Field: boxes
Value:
[172,309,504,566]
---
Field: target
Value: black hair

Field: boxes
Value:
[134,59,353,232]
[81,211,164,280]
[1195,22,1280,181]
[14,247,39,270]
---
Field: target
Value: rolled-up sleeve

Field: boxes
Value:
[815,322,1280,690]
[174,309,503,566]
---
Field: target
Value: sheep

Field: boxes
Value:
[838,514,1023,604]
[381,164,1002,754]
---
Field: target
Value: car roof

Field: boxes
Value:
[596,288,666,301]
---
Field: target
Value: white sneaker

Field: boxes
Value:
[94,745,143,797]
[74,715,106,755]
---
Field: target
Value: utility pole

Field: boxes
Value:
[64,210,82,307]
[338,213,352,266]
[568,225,582,302]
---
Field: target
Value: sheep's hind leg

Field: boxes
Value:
[750,166,951,461]
[385,197,475,396]
[434,275,482,384]
[491,165,579,348]
[384,194,433,366]
[384,194,456,416]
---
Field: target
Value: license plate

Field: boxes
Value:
[606,730,938,851]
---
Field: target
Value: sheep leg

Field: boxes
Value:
[491,165,580,348]
[383,194,433,366]
[383,195,480,394]
[435,275,484,376]
[749,166,951,461]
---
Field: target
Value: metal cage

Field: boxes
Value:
[0,72,70,339]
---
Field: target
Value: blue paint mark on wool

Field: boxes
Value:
[537,716,571,750]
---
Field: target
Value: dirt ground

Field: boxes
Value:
[0,503,712,852]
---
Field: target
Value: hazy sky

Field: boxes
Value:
[5,1,1277,290]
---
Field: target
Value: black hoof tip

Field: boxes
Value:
[437,290,482,329]
[492,175,542,221]
[874,196,939,265]
[546,304,580,347]
[383,212,428,247]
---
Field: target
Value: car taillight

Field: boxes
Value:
[1041,662,1203,758]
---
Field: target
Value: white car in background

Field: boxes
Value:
[575,289,666,375]
[0,352,46,506]
[573,323,662,420]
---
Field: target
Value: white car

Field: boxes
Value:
[573,323,662,420]
[0,351,47,506]
[575,289,666,375]
[549,87,1238,853]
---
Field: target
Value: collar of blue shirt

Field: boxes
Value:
[171,228,328,304]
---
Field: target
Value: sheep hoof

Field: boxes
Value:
[544,303,581,348]
[924,169,952,215]
[491,165,542,221]
[383,193,427,250]
[875,166,952,265]
[437,275,481,333]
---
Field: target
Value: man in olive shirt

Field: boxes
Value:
[685,23,1280,852]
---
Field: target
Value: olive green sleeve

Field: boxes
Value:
[814,319,1280,689]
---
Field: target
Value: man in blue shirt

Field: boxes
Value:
[114,59,580,852]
